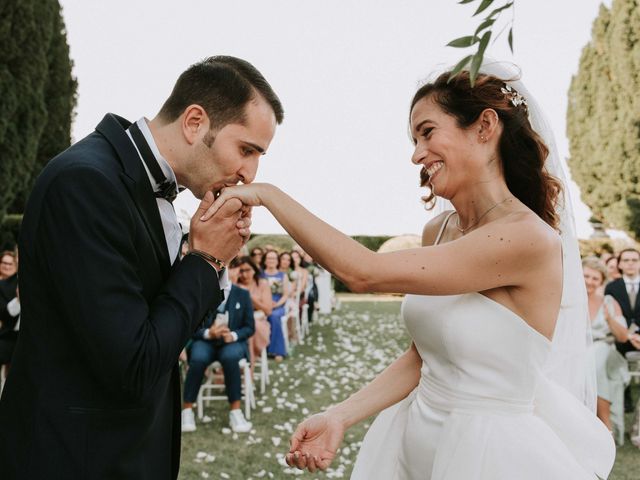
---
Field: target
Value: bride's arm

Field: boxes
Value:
[205,184,557,296]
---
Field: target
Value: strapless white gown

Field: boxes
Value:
[351,292,615,479]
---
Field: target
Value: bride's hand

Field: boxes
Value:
[285,412,345,472]
[200,183,270,221]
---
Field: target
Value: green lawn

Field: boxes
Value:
[178,300,640,479]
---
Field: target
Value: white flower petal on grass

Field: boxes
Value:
[271,436,282,447]
[221,428,232,435]
[201,473,209,479]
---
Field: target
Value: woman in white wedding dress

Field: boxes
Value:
[202,64,616,479]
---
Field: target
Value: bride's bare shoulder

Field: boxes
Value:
[497,210,561,255]
[422,210,455,247]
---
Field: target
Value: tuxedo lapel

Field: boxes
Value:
[96,114,171,278]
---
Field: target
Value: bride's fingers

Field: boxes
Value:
[293,451,307,470]
[285,453,294,467]
[200,189,231,221]
[289,427,305,453]
[317,456,331,471]
[306,454,318,473]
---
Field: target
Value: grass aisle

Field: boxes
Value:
[179,300,639,480]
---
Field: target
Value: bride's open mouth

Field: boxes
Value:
[421,161,444,186]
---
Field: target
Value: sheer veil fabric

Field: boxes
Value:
[350,62,615,480]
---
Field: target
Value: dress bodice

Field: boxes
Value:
[402,292,551,413]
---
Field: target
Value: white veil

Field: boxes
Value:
[433,61,597,412]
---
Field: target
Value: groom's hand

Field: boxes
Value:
[189,191,245,266]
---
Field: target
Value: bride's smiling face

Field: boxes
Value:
[410,96,485,199]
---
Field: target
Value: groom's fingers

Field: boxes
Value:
[214,197,243,219]
[195,191,215,216]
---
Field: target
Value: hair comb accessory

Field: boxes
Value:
[500,83,528,110]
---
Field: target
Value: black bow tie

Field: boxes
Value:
[129,121,179,202]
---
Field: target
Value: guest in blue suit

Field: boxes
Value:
[181,260,255,433]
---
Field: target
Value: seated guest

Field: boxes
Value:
[181,261,255,433]
[235,256,272,374]
[250,247,264,269]
[290,250,309,319]
[261,250,289,361]
[604,248,640,412]
[583,257,639,437]
[0,251,19,368]
[606,248,640,349]
[0,251,17,281]
[605,256,621,284]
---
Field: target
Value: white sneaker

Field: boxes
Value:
[229,409,252,433]
[181,408,196,433]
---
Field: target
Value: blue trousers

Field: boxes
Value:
[183,340,246,404]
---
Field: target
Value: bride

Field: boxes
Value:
[202,63,616,479]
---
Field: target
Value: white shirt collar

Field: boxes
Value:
[128,117,182,197]
[623,275,640,284]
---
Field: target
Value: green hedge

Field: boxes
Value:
[0,214,21,251]
[246,234,392,292]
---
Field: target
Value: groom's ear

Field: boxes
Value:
[181,104,210,145]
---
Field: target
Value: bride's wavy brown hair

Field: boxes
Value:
[411,70,562,230]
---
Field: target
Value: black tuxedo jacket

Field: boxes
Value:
[604,277,640,354]
[0,114,223,479]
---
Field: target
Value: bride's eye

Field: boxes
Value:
[422,127,434,139]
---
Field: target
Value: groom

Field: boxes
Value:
[0,56,283,479]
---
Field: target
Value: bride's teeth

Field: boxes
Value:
[427,162,443,176]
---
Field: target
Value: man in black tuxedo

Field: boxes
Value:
[0,56,283,480]
[604,248,640,412]
[605,248,640,353]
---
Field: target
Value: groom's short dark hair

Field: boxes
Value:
[158,55,284,129]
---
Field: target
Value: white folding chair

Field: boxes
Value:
[196,358,256,420]
[301,304,310,338]
[280,313,290,354]
[251,343,270,395]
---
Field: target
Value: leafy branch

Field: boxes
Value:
[447,0,515,85]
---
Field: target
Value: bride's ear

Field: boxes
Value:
[475,108,500,143]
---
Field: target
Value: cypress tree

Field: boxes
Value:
[0,0,76,243]
[567,0,640,238]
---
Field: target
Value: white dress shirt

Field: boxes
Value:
[623,275,640,296]
[7,297,20,331]
[125,118,228,288]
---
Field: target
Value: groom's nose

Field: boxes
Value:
[238,157,259,184]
